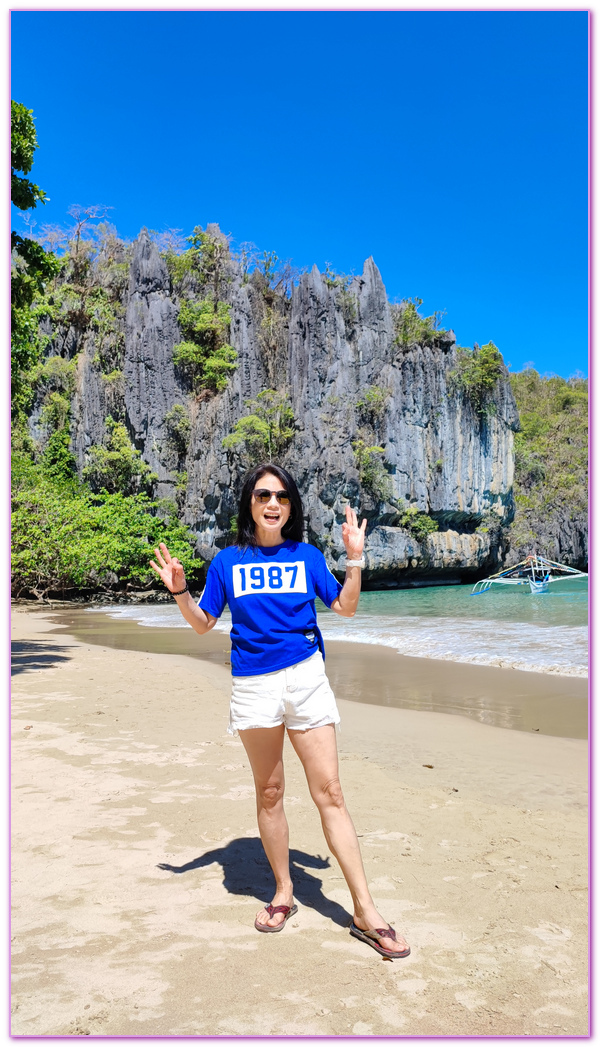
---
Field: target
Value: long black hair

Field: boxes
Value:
[235,463,304,547]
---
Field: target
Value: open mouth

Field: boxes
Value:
[264,512,280,522]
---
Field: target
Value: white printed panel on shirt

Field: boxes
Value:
[232,561,307,598]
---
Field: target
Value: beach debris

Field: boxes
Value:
[24,725,33,730]
[452,787,458,792]
[423,764,434,769]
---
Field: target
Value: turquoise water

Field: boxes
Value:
[316,582,588,676]
[99,579,588,677]
[334,580,588,629]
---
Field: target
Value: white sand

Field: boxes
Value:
[11,608,588,1037]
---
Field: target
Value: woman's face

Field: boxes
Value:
[250,471,291,545]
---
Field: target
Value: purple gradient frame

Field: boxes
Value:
[8,5,592,1042]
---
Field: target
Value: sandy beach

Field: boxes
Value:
[11,606,588,1037]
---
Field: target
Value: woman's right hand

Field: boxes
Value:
[150,542,187,593]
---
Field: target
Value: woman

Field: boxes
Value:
[150,463,410,959]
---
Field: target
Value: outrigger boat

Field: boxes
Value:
[471,554,588,596]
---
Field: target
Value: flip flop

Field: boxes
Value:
[254,903,298,933]
[349,920,411,959]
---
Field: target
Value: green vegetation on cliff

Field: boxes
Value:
[169,227,238,393]
[10,104,206,600]
[392,297,447,349]
[507,368,588,564]
[449,342,505,415]
[223,390,295,464]
[11,451,200,600]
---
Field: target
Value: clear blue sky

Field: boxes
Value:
[11,9,588,377]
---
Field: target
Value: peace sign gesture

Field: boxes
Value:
[341,503,367,560]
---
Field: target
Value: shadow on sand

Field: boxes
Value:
[158,836,350,926]
[11,639,73,676]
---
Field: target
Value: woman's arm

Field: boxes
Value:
[330,505,367,619]
[150,542,218,635]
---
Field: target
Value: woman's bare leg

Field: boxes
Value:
[239,725,295,928]
[288,723,409,954]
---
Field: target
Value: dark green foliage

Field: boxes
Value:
[166,225,230,297]
[41,427,77,481]
[259,251,280,288]
[178,299,231,344]
[448,342,505,415]
[507,369,588,552]
[11,101,50,211]
[393,297,447,348]
[11,452,200,599]
[33,355,77,396]
[353,388,392,500]
[171,240,238,393]
[11,102,60,420]
[355,385,390,424]
[163,404,191,457]
[11,235,59,312]
[173,338,237,394]
[352,438,392,503]
[83,417,157,496]
[398,505,439,542]
[40,391,71,432]
[223,390,295,463]
[173,471,188,510]
[167,249,195,285]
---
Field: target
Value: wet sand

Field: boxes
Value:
[11,606,588,1037]
[47,606,588,739]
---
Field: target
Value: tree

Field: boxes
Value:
[11,101,49,212]
[223,390,295,463]
[448,341,505,415]
[392,297,447,348]
[83,417,157,495]
[11,101,60,420]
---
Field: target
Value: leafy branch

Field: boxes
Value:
[223,390,295,463]
[448,341,505,415]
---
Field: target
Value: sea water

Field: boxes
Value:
[95,580,588,678]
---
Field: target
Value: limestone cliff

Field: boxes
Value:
[36,229,522,587]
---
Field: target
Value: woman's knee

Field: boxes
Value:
[256,779,285,811]
[312,775,345,812]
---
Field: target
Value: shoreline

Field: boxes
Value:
[36,604,588,740]
[12,595,588,681]
[10,607,588,1036]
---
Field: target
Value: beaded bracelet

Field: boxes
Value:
[171,585,189,596]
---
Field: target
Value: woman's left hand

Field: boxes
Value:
[342,503,367,559]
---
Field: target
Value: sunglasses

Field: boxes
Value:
[252,488,291,506]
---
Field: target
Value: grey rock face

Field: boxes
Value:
[505,509,588,571]
[44,229,524,586]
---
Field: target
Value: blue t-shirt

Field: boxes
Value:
[198,540,343,677]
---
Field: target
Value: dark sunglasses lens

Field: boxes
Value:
[253,489,290,505]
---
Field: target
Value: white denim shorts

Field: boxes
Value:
[228,650,341,735]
